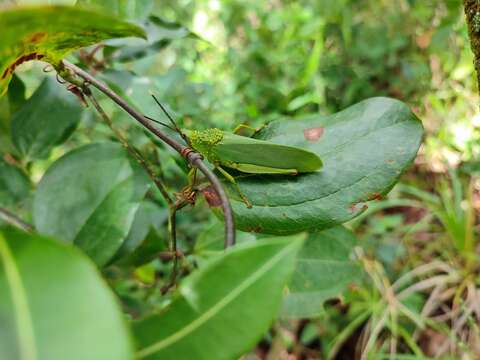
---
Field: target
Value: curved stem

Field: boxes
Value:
[61,60,235,248]
[0,208,33,233]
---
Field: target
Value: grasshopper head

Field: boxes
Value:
[184,128,224,162]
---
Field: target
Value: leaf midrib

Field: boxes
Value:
[136,242,294,358]
[0,234,37,360]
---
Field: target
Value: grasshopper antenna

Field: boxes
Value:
[144,115,175,131]
[151,95,191,146]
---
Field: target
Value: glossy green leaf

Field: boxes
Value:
[0,158,30,207]
[282,226,362,318]
[133,235,304,360]
[0,228,134,360]
[0,5,146,95]
[33,142,150,266]
[227,97,423,234]
[12,77,83,160]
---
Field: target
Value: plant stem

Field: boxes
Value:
[0,208,33,233]
[464,0,480,97]
[61,60,235,248]
[84,88,173,206]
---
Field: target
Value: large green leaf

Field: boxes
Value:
[0,5,146,96]
[133,235,304,360]
[11,77,83,160]
[226,97,423,234]
[33,142,150,266]
[0,228,134,360]
[0,158,30,207]
[282,226,362,319]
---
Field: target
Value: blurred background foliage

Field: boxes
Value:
[3,0,480,358]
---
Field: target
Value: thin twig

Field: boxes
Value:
[61,60,235,248]
[161,199,190,295]
[83,87,173,206]
[0,208,34,233]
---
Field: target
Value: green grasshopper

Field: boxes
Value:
[146,96,322,208]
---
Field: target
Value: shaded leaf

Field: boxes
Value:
[11,77,83,160]
[194,218,256,259]
[0,228,134,360]
[33,142,150,266]
[133,235,304,360]
[105,15,195,63]
[0,5,146,95]
[282,226,362,318]
[113,200,168,264]
[228,97,423,234]
[0,158,30,207]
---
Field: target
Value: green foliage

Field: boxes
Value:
[12,77,84,160]
[230,98,423,234]
[0,228,134,360]
[0,5,145,95]
[0,158,30,207]
[33,143,151,266]
[133,236,303,360]
[282,226,362,319]
[0,1,461,358]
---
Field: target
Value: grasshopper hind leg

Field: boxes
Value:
[216,166,253,209]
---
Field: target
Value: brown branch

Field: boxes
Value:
[0,207,34,233]
[61,60,235,248]
[464,0,480,96]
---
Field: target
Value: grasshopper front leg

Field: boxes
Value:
[216,165,253,208]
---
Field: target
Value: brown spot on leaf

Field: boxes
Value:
[303,127,324,142]
[349,203,368,213]
[249,226,263,233]
[26,32,47,44]
[367,192,383,201]
[201,186,222,207]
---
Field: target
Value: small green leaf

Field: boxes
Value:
[133,235,304,360]
[12,77,83,160]
[282,226,362,318]
[0,158,30,207]
[0,228,134,360]
[33,142,150,266]
[228,97,423,234]
[0,5,146,95]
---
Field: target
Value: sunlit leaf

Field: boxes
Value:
[0,5,146,95]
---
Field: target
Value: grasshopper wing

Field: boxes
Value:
[214,133,322,173]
